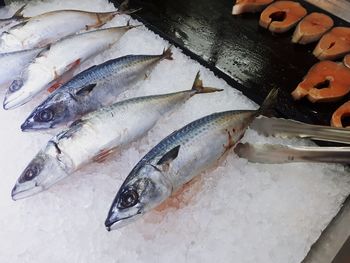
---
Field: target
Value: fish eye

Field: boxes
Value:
[9,80,23,93]
[119,188,139,208]
[39,109,54,122]
[19,164,40,183]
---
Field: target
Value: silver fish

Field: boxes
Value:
[104,88,278,230]
[0,5,28,35]
[4,24,136,110]
[0,47,44,86]
[11,73,222,200]
[21,47,173,131]
[0,9,127,53]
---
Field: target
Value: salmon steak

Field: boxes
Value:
[232,0,274,15]
[292,12,334,45]
[313,27,350,60]
[259,1,307,33]
[331,100,350,128]
[291,60,350,103]
[344,54,350,69]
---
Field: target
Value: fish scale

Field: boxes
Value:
[63,55,162,92]
[131,110,255,189]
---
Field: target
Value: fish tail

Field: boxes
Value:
[161,46,173,60]
[124,20,143,30]
[255,88,279,116]
[118,0,130,12]
[191,71,223,94]
[118,0,142,14]
[13,4,27,19]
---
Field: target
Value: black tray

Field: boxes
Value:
[111,0,350,126]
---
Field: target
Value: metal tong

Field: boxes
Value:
[234,116,350,164]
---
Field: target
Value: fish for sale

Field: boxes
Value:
[0,5,28,35]
[0,47,44,86]
[21,48,173,131]
[313,27,350,60]
[232,0,273,15]
[11,73,222,200]
[3,24,137,110]
[292,13,334,45]
[0,8,128,53]
[344,54,350,69]
[104,88,278,230]
[259,1,307,33]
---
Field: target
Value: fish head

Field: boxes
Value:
[3,79,30,110]
[11,145,67,201]
[4,62,53,110]
[105,164,172,230]
[21,92,71,131]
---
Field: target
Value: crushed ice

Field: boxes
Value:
[0,0,349,262]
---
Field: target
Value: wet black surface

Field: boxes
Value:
[111,0,350,126]
[332,235,350,263]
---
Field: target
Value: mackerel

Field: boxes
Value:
[105,89,278,230]
[11,73,222,200]
[21,48,173,131]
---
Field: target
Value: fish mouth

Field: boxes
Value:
[20,119,34,131]
[3,79,26,110]
[3,90,31,110]
[11,182,44,201]
[20,118,52,132]
[105,213,142,231]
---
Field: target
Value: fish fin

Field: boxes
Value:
[36,38,58,48]
[118,0,130,12]
[123,20,143,30]
[223,129,236,152]
[35,45,51,60]
[48,59,80,93]
[118,0,142,14]
[85,21,106,31]
[155,175,202,212]
[68,119,84,129]
[75,83,97,96]
[12,4,27,19]
[255,88,279,116]
[161,46,173,60]
[56,120,84,140]
[191,71,223,94]
[93,148,116,163]
[157,145,181,167]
